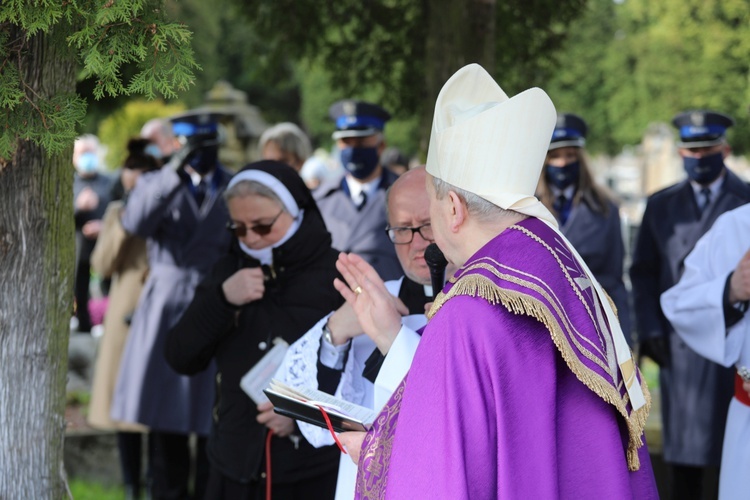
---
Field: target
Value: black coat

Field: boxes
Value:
[166,209,344,484]
[630,169,750,465]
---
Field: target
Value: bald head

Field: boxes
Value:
[386,166,432,285]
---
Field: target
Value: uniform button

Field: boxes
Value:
[258,341,268,350]
[261,472,267,479]
[216,373,222,383]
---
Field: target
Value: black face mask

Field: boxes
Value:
[683,152,725,185]
[340,146,380,180]
[186,145,218,175]
[545,161,580,190]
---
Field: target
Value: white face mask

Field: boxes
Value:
[77,152,99,173]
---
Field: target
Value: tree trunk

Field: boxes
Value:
[0,26,77,499]
[421,0,497,153]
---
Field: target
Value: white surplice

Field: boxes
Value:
[661,203,750,500]
[276,277,426,500]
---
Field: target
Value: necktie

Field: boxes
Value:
[554,194,570,225]
[194,179,207,207]
[357,190,367,211]
[700,187,712,213]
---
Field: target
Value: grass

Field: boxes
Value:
[639,358,660,393]
[68,478,124,500]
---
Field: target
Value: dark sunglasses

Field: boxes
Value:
[226,209,285,237]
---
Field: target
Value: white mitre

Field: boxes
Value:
[426,63,646,411]
[425,63,558,226]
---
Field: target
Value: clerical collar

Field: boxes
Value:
[345,175,381,204]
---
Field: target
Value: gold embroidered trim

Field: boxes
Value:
[429,248,650,471]
[356,380,406,499]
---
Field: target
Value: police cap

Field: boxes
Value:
[329,100,391,140]
[549,113,587,150]
[672,110,734,148]
[170,112,222,148]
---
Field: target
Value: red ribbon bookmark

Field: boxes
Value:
[317,405,347,454]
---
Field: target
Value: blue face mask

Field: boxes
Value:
[545,161,580,190]
[340,147,380,180]
[683,152,725,185]
[144,144,162,160]
[77,152,99,174]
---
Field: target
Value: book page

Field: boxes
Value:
[240,340,289,404]
[268,379,377,425]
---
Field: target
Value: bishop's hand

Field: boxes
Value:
[333,252,408,355]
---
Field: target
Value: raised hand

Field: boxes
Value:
[333,252,408,355]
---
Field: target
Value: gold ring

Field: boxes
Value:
[354,286,363,295]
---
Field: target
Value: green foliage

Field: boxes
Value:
[68,478,124,500]
[98,99,185,169]
[0,0,198,159]
[297,62,421,156]
[236,0,586,154]
[546,0,750,154]
[65,389,91,407]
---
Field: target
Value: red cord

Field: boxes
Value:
[317,405,347,454]
[265,430,273,500]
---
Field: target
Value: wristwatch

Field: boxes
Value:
[323,321,335,345]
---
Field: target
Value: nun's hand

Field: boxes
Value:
[222,268,265,306]
[256,402,295,437]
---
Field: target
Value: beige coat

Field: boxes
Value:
[88,201,148,432]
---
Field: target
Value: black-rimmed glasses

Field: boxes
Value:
[226,209,285,237]
[385,223,434,244]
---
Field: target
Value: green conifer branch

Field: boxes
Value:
[0,0,198,159]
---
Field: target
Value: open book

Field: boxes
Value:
[240,338,289,404]
[264,379,377,433]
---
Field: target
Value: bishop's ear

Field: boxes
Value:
[446,190,467,233]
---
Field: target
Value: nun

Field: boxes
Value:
[166,160,343,499]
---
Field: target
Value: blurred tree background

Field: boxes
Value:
[79,0,750,165]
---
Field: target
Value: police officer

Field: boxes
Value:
[315,100,402,281]
[112,113,233,500]
[631,110,750,499]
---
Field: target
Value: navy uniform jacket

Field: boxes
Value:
[315,168,402,282]
[630,169,750,466]
[560,195,632,343]
[111,166,232,435]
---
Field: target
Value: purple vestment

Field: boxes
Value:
[355,218,658,499]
